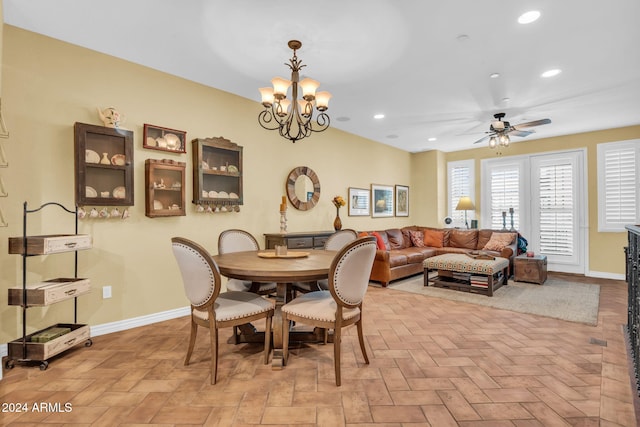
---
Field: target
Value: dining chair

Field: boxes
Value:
[217,229,277,295]
[292,229,358,295]
[282,236,377,386]
[171,237,275,384]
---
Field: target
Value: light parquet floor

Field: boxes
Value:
[1,273,638,426]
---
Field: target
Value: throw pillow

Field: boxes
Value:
[423,229,444,248]
[483,232,516,251]
[371,231,387,250]
[409,230,425,247]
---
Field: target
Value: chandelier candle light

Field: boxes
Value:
[258,40,332,143]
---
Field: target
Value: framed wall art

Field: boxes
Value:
[371,184,394,217]
[348,187,370,216]
[395,185,409,216]
[143,124,186,153]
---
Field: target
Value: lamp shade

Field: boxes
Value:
[455,196,475,211]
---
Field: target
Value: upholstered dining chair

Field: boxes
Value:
[292,228,358,295]
[217,229,277,296]
[282,236,377,386]
[171,237,275,384]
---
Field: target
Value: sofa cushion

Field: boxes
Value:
[400,227,415,248]
[408,230,425,247]
[483,232,517,251]
[388,251,408,267]
[449,229,478,249]
[386,228,406,249]
[423,229,444,248]
[477,229,494,249]
[359,231,388,250]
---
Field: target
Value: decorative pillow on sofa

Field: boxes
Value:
[483,232,516,251]
[409,230,425,247]
[359,231,387,250]
[423,229,444,248]
[450,229,478,249]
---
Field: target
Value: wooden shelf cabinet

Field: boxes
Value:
[264,231,334,250]
[74,122,134,206]
[145,159,186,217]
[5,202,93,371]
[192,136,243,206]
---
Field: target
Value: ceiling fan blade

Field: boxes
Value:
[513,118,551,129]
[508,129,534,137]
[472,134,492,144]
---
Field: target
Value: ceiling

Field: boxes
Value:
[4,0,640,153]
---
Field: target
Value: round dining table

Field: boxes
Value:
[211,249,336,368]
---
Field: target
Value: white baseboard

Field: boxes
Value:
[1,306,190,382]
[89,306,190,337]
[586,270,626,281]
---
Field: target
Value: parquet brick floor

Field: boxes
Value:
[1,273,637,426]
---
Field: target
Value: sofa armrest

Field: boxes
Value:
[500,246,514,259]
[375,249,390,262]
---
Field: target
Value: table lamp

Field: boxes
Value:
[455,196,475,229]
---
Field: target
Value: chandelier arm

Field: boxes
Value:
[258,108,283,131]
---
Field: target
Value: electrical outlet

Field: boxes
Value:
[102,286,112,299]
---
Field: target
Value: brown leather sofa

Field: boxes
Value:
[364,227,518,287]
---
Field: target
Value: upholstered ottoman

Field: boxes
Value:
[423,253,509,296]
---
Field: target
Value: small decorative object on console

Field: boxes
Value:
[97,107,124,128]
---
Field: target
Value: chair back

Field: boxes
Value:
[172,237,220,308]
[329,236,377,308]
[324,229,357,251]
[218,229,260,254]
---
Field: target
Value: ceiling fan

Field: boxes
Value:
[472,112,551,147]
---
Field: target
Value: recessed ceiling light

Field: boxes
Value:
[502,97,511,103]
[428,137,437,142]
[541,68,562,78]
[456,34,470,42]
[373,114,385,119]
[335,116,351,122]
[518,10,541,24]
[386,134,399,139]
[490,73,500,79]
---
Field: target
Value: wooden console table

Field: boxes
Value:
[264,231,334,250]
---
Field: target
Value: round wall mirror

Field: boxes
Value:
[286,166,320,211]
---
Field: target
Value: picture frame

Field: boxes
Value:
[348,187,370,216]
[395,185,409,216]
[371,184,394,217]
[143,124,186,153]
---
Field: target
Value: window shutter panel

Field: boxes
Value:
[450,165,471,225]
[538,163,573,256]
[603,147,637,225]
[489,167,519,230]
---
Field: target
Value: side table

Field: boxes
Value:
[514,254,547,285]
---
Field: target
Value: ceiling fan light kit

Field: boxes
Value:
[258,40,332,143]
[474,112,551,153]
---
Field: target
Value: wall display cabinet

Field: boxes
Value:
[145,159,186,217]
[5,202,92,371]
[192,136,243,209]
[143,123,186,153]
[626,224,640,398]
[74,122,134,206]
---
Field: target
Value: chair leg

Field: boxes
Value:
[264,315,272,365]
[282,316,290,365]
[209,325,218,385]
[356,318,369,364]
[233,325,240,344]
[184,318,197,366]
[333,326,341,386]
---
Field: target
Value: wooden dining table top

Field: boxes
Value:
[211,249,337,283]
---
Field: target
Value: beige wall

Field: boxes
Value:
[412,125,640,276]
[0,26,413,343]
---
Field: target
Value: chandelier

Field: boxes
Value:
[258,40,331,143]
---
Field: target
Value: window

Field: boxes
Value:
[485,163,521,230]
[447,160,474,226]
[598,140,640,232]
[538,162,574,256]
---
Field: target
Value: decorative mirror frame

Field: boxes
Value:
[286,166,320,211]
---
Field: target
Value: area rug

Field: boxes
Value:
[383,274,601,325]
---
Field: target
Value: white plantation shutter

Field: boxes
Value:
[489,166,519,230]
[448,160,474,226]
[538,163,573,256]
[598,140,640,231]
